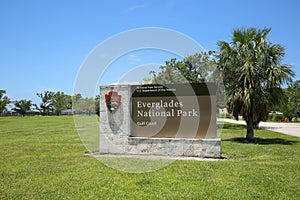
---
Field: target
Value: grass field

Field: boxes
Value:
[0,116,299,199]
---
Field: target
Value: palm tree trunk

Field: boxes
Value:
[246,94,255,141]
[246,118,254,141]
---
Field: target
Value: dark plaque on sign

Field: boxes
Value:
[130,83,217,138]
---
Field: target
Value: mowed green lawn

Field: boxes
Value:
[0,116,299,199]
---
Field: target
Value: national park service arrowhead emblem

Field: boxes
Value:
[105,91,121,113]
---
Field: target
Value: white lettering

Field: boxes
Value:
[177,109,198,117]
[137,110,144,117]
[137,101,142,108]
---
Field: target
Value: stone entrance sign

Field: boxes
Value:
[100,83,221,158]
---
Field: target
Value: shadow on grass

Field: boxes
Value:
[224,137,298,145]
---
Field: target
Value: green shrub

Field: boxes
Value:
[271,114,285,122]
[292,117,299,122]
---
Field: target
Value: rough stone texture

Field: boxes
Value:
[100,84,131,154]
[127,137,221,157]
[100,84,222,158]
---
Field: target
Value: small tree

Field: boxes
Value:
[145,53,226,110]
[52,92,71,115]
[0,90,10,113]
[280,80,300,121]
[149,58,188,84]
[12,99,32,116]
[147,52,215,84]
[177,52,215,83]
[34,91,54,116]
[73,95,95,115]
[217,27,294,141]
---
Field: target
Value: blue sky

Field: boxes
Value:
[0,0,299,104]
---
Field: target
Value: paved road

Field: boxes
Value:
[221,118,300,138]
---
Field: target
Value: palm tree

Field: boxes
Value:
[217,28,294,141]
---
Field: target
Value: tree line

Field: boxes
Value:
[0,90,100,116]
